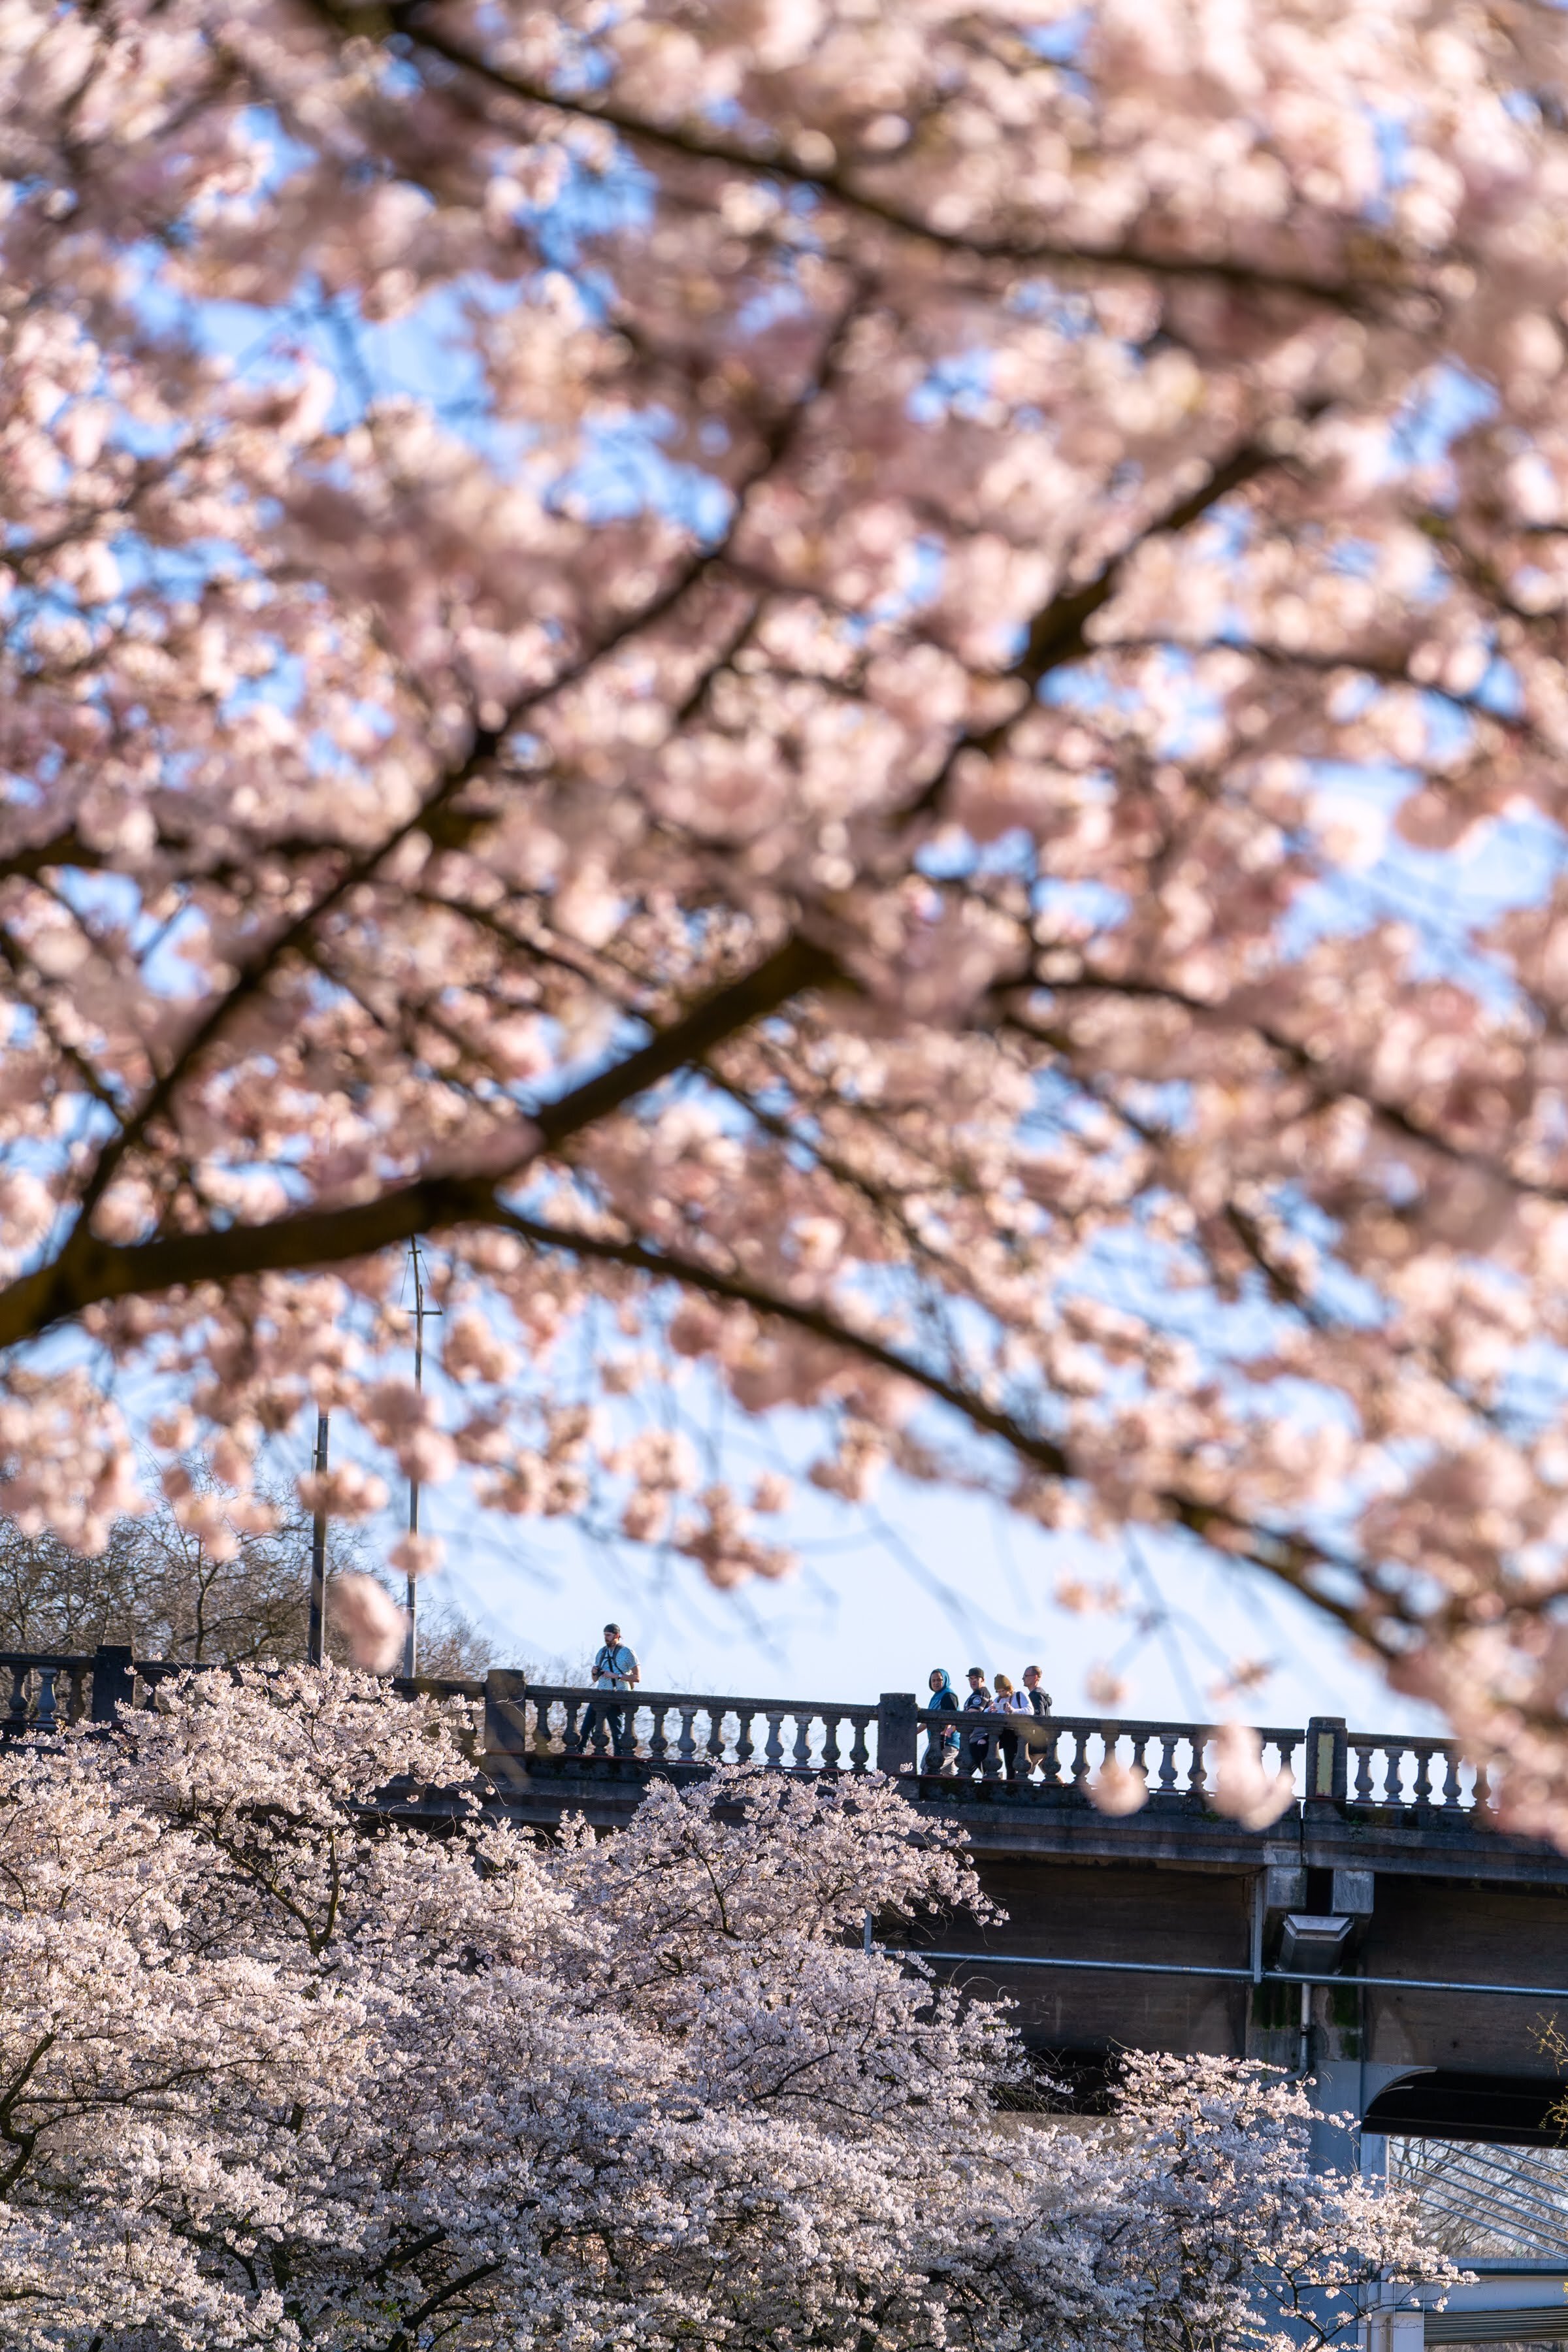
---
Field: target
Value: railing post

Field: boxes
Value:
[90,1644,135,1725]
[1305,1716,1347,1808]
[483,1669,529,1759]
[878,1692,918,1776]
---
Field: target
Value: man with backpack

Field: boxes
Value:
[583,1622,640,1756]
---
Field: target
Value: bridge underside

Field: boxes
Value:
[1365,2073,1565,2148]
[909,1846,1568,2095]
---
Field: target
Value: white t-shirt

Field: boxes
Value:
[593,1643,639,1690]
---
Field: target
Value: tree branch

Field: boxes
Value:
[0,934,839,1348]
[368,1,1391,314]
[488,1202,1358,1616]
[898,427,1303,821]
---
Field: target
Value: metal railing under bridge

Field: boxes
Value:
[0,1645,1506,1821]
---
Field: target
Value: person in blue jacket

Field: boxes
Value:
[923,1667,960,1773]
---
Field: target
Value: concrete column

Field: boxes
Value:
[878,1693,918,1775]
[1305,1715,1348,1806]
[483,1670,529,1787]
[90,1643,135,1724]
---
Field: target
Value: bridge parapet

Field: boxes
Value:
[0,1648,1507,1827]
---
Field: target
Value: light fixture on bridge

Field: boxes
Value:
[1278,1912,1356,1971]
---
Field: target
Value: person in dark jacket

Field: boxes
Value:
[923,1668,960,1773]
[1023,1663,1051,1714]
[962,1667,992,1773]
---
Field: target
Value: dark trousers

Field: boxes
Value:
[581,1697,628,1755]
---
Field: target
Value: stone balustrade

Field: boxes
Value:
[0,1648,1505,1823]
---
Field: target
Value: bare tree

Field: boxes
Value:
[0,1478,498,1676]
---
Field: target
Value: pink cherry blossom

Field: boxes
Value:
[7,0,1568,1827]
[0,1669,1449,2348]
[327,1569,408,1670]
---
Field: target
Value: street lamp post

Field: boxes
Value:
[402,1239,438,1680]
[307,1407,329,1667]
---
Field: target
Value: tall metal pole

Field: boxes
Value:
[402,1239,429,1680]
[308,1407,330,1667]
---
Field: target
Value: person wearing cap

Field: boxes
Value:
[583,1621,640,1756]
[961,1667,992,1774]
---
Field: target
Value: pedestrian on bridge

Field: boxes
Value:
[990,1673,1032,1779]
[924,1668,960,1774]
[1022,1664,1051,1715]
[962,1667,992,1773]
[583,1622,640,1756]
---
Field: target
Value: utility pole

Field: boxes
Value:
[402,1238,439,1680]
[308,1407,330,1667]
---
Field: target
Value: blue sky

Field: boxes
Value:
[246,1377,1439,1729]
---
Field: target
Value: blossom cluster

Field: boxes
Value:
[8,3,1568,1818]
[0,1669,1442,2348]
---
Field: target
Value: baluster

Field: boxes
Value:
[1189,1731,1209,1801]
[1131,1730,1151,1792]
[1413,1743,1435,1807]
[792,1714,814,1770]
[762,1711,785,1767]
[531,1698,554,1759]
[704,1709,728,1762]
[1156,1732,1178,1795]
[1071,1729,1093,1797]
[1038,1725,1062,1791]
[1350,1742,1372,1803]
[568,1700,591,1757]
[65,1665,88,1726]
[821,1711,843,1770]
[35,1667,57,1731]
[6,1667,27,1731]
[647,1705,670,1764]
[734,1708,757,1763]
[677,1707,698,1763]
[848,1713,870,1772]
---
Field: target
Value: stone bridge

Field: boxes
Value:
[10,1648,1568,2341]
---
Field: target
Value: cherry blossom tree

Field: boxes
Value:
[0,1667,1442,2349]
[9,0,1568,1816]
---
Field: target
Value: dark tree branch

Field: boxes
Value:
[0,934,839,1347]
[368,1,1397,314]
